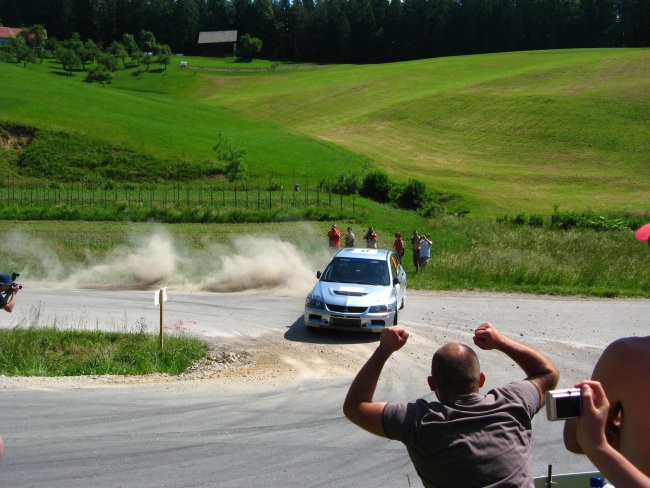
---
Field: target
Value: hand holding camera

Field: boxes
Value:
[546,387,582,421]
[11,272,22,290]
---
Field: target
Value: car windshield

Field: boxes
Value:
[321,257,390,286]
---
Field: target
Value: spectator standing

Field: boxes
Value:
[411,231,421,272]
[564,336,650,480]
[419,233,432,269]
[344,227,355,248]
[392,232,404,262]
[327,224,342,248]
[364,227,378,248]
[343,322,558,488]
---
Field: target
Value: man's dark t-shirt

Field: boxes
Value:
[382,380,541,488]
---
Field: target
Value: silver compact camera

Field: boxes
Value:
[545,388,582,421]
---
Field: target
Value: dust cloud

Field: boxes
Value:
[2,230,331,297]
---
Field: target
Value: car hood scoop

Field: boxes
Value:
[330,286,369,297]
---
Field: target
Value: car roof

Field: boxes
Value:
[333,248,391,261]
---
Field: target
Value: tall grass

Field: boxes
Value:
[409,218,650,296]
[0,326,209,376]
[1,218,647,297]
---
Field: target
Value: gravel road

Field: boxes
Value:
[0,289,648,487]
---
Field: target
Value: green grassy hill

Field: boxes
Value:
[2,48,649,216]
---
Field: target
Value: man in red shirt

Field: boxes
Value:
[328,224,342,248]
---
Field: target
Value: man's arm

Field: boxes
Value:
[343,326,409,437]
[473,322,559,402]
[2,286,18,313]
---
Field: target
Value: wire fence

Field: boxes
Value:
[0,182,357,211]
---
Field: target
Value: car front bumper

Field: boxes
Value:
[303,306,394,332]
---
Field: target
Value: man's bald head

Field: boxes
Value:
[431,343,482,398]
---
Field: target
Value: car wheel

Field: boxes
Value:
[393,310,398,325]
[400,295,406,310]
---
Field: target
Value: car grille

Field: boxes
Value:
[327,305,367,313]
[330,316,362,328]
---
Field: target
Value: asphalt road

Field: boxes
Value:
[1,289,648,487]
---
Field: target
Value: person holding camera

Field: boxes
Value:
[363,226,378,248]
[327,224,342,248]
[571,380,650,488]
[0,273,21,313]
[343,322,559,488]
[564,336,650,485]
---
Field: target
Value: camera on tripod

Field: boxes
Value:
[11,272,22,290]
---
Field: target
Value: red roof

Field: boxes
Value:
[0,27,24,39]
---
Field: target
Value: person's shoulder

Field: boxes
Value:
[601,336,650,363]
[492,380,541,407]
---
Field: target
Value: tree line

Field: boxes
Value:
[1,0,648,64]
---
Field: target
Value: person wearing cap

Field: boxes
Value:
[392,232,404,263]
[0,273,21,313]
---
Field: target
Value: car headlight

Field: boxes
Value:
[306,296,325,309]
[369,303,394,313]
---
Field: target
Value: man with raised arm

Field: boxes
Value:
[343,322,559,488]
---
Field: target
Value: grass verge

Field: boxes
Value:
[0,326,209,376]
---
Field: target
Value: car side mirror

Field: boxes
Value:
[316,271,322,279]
[393,277,399,285]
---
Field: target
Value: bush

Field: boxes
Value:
[85,65,113,84]
[394,179,430,210]
[360,170,391,203]
[236,34,262,60]
[528,214,544,227]
[320,171,361,195]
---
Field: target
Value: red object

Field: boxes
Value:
[394,238,404,253]
[635,223,650,242]
[328,228,342,247]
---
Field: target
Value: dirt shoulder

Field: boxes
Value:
[0,328,371,390]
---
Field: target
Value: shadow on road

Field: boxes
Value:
[284,316,379,345]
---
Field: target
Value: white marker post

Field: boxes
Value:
[154,287,168,349]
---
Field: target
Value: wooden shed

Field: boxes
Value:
[198,30,238,57]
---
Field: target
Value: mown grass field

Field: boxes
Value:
[2,48,649,216]
[1,49,649,297]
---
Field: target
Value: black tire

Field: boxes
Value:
[393,310,399,325]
